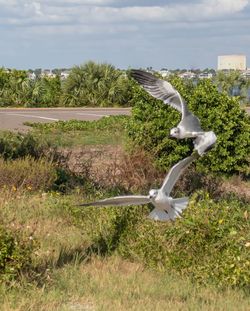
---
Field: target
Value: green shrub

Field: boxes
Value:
[25,115,129,132]
[73,192,250,289]
[119,193,250,289]
[61,61,133,107]
[0,131,51,160]
[28,76,62,107]
[127,77,250,175]
[0,226,35,282]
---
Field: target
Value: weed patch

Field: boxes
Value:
[0,157,57,192]
[0,131,52,160]
[0,225,36,282]
[73,192,250,289]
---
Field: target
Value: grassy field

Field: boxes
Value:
[0,192,249,311]
[0,116,249,310]
[24,116,128,148]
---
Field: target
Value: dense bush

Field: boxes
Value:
[0,69,31,107]
[61,61,133,107]
[0,225,35,282]
[28,76,62,107]
[0,131,52,160]
[127,76,250,175]
[0,63,133,107]
[73,192,250,289]
[0,69,61,107]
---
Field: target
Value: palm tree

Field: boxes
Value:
[61,61,132,107]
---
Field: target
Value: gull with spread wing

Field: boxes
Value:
[131,69,217,155]
[79,154,197,221]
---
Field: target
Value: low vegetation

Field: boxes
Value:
[0,192,249,310]
[0,106,249,308]
[0,157,57,192]
[0,131,52,160]
[70,191,250,289]
[25,115,128,147]
[0,224,35,282]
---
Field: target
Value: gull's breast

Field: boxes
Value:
[154,194,171,210]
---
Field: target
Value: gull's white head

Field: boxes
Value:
[149,189,158,199]
[170,127,180,138]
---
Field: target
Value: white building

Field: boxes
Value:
[241,68,250,78]
[217,54,246,71]
[198,72,213,79]
[41,69,57,78]
[28,72,36,80]
[158,69,170,78]
[60,71,70,80]
[178,71,196,79]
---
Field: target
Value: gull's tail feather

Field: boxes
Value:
[148,209,170,222]
[194,131,217,156]
[171,197,189,218]
[148,198,189,222]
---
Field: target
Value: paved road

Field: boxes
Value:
[0,108,131,131]
[0,106,248,131]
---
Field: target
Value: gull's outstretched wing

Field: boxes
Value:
[160,154,198,195]
[131,69,190,118]
[79,195,151,207]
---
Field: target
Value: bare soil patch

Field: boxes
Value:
[57,145,250,200]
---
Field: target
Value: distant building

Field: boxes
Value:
[28,72,36,80]
[60,71,70,80]
[158,69,170,78]
[41,69,56,78]
[217,54,246,71]
[198,72,213,79]
[178,71,196,79]
[241,68,250,78]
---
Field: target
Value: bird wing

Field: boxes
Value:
[131,69,189,118]
[78,195,151,207]
[160,154,198,195]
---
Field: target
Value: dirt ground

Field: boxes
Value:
[57,145,250,201]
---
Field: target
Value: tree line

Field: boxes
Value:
[0,61,249,107]
[0,61,134,107]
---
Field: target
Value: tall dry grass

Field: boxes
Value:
[0,157,57,192]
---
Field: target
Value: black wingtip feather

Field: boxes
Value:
[130,69,158,84]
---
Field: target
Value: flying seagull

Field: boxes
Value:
[130,69,217,155]
[78,154,197,221]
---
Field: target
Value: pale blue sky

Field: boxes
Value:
[0,0,249,70]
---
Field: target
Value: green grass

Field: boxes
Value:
[0,115,249,309]
[30,129,124,147]
[24,115,128,147]
[1,257,250,311]
[0,192,249,311]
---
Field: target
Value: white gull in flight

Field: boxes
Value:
[79,154,197,221]
[131,69,217,155]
